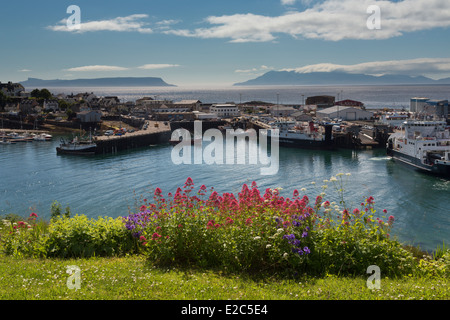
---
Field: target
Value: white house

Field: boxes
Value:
[209,104,240,118]
[316,106,374,121]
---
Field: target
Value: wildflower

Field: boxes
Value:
[336,173,344,177]
[303,247,311,254]
[293,189,299,197]
[184,177,194,187]
[330,177,337,182]
[154,188,162,196]
[266,244,272,249]
[254,236,261,240]
[383,209,388,214]
[151,233,162,240]
[140,205,147,212]
[346,173,351,176]
[30,213,38,218]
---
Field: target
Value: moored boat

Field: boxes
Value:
[386,119,450,177]
[266,120,335,149]
[56,135,97,155]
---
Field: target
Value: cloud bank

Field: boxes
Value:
[282,58,450,78]
[48,14,153,34]
[165,0,450,42]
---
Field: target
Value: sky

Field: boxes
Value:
[1,0,450,87]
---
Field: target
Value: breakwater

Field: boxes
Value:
[94,121,171,155]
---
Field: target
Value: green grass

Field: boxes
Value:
[0,254,448,300]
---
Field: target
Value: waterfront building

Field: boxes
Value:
[209,104,240,118]
[306,95,335,109]
[268,105,297,118]
[316,106,373,121]
[410,97,430,113]
[335,99,364,108]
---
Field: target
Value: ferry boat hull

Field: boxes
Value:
[387,149,450,177]
[386,119,450,178]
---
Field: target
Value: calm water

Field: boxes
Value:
[2,85,450,252]
[1,136,449,252]
[45,84,450,109]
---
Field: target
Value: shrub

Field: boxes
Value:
[45,215,138,258]
[122,177,417,276]
[0,213,48,258]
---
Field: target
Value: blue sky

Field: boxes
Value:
[1,0,450,86]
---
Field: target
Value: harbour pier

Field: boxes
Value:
[94,121,171,155]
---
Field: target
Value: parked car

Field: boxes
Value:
[104,130,114,136]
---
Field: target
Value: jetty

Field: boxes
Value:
[94,121,171,155]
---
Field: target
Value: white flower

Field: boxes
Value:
[311,181,316,185]
[346,173,352,176]
[266,244,272,249]
[323,180,329,183]
[277,228,284,233]
[300,188,306,191]
[336,173,344,176]
[283,253,289,259]
[330,177,337,182]
[253,236,261,240]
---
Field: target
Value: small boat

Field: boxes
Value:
[33,133,53,141]
[0,137,15,145]
[56,135,97,155]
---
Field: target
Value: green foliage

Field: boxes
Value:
[45,215,138,258]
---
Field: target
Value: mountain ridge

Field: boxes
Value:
[233,71,450,86]
[20,77,176,87]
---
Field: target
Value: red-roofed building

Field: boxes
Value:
[335,99,364,107]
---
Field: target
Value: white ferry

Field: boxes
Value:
[386,119,450,177]
[267,120,335,149]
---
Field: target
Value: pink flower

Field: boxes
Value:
[184,177,194,186]
[293,189,299,197]
[30,212,38,218]
[383,209,388,214]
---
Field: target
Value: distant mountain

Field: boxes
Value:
[233,71,450,86]
[20,77,176,88]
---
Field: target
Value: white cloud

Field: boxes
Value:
[282,58,450,77]
[138,64,180,70]
[19,69,32,72]
[166,0,450,42]
[65,65,129,72]
[281,0,297,5]
[47,14,153,34]
[235,65,274,73]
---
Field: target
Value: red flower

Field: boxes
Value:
[30,212,38,218]
[184,177,194,186]
[140,205,147,212]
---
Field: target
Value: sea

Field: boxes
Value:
[1,84,449,252]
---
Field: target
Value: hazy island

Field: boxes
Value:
[233,71,450,86]
[20,77,176,88]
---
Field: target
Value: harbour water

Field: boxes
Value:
[1,85,450,252]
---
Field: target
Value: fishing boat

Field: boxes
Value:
[266,120,335,149]
[33,133,53,141]
[56,134,97,155]
[386,119,450,177]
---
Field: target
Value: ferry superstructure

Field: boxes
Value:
[386,119,450,177]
